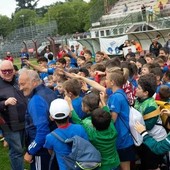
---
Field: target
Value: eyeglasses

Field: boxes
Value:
[1,69,13,75]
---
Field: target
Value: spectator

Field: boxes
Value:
[125,48,136,58]
[4,52,14,63]
[131,40,143,53]
[158,1,164,16]
[57,45,66,59]
[148,6,154,22]
[47,53,56,67]
[20,48,29,68]
[75,44,81,56]
[18,69,58,170]
[44,48,53,61]
[0,60,27,170]
[123,3,128,14]
[141,4,147,20]
[149,39,162,57]
[118,40,131,51]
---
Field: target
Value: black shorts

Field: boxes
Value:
[117,145,136,162]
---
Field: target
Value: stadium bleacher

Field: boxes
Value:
[102,0,168,21]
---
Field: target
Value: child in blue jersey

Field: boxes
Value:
[44,99,88,170]
[106,68,135,170]
[63,78,86,119]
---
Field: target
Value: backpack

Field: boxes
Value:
[51,132,101,170]
[143,102,170,131]
[156,100,170,131]
[115,91,144,146]
[120,106,145,146]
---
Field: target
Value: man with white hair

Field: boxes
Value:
[0,60,27,170]
[19,69,58,170]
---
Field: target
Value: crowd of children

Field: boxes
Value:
[1,39,170,170]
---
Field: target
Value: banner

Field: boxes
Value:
[99,35,128,55]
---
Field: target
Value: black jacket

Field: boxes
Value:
[0,77,27,132]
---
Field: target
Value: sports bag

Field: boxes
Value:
[116,91,144,146]
[51,132,101,170]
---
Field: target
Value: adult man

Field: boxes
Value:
[20,48,29,68]
[0,60,27,170]
[44,48,53,61]
[131,40,143,53]
[141,4,146,21]
[18,69,58,170]
[149,38,162,57]
[148,6,153,22]
[125,48,136,58]
[4,52,14,63]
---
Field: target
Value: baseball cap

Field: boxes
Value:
[50,99,70,120]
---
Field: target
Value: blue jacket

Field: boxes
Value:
[26,84,57,155]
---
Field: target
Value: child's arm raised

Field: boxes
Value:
[65,72,106,92]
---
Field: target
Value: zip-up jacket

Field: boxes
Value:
[141,131,170,155]
[0,77,27,131]
[26,84,57,155]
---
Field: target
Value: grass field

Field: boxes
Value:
[0,57,38,170]
[0,142,10,170]
[0,141,29,170]
[14,57,38,68]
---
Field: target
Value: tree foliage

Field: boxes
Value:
[15,0,39,11]
[12,9,37,29]
[0,0,92,37]
[47,0,90,35]
[0,15,12,37]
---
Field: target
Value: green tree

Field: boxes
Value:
[0,15,13,37]
[12,9,37,29]
[47,0,90,35]
[15,0,39,10]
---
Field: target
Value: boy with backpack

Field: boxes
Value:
[134,73,167,170]
[43,98,89,170]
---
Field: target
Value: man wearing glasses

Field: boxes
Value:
[0,60,27,170]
